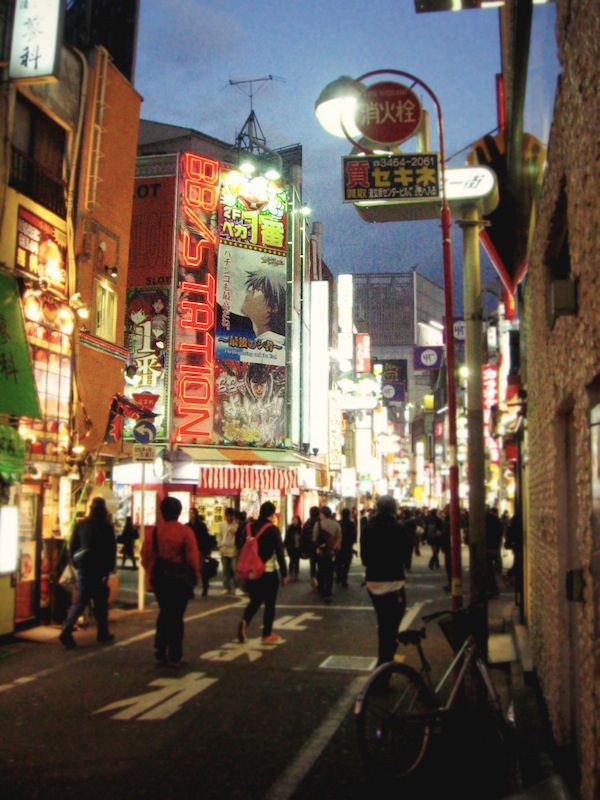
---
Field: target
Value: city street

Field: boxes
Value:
[0,548,517,800]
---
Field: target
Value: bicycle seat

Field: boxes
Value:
[396,628,426,646]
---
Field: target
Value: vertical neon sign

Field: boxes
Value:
[173,153,221,443]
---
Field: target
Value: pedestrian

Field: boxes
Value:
[284,515,303,581]
[485,506,504,597]
[188,507,217,597]
[425,508,443,569]
[237,501,288,644]
[360,495,411,666]
[59,497,117,649]
[336,508,357,587]
[440,505,452,592]
[119,515,139,570]
[313,506,341,602]
[218,507,242,596]
[141,496,200,666]
[402,508,418,571]
[302,506,320,588]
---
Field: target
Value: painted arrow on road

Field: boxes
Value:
[93,673,217,721]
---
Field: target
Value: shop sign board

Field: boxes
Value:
[9,0,64,83]
[414,346,444,371]
[342,153,440,204]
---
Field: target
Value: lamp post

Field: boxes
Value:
[316,70,463,609]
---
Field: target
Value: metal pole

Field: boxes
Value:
[458,206,488,636]
[138,462,146,611]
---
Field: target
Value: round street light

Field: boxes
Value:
[316,69,464,611]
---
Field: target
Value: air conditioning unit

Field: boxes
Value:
[547,279,577,325]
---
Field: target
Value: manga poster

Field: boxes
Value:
[122,287,170,439]
[215,246,287,367]
[214,360,285,447]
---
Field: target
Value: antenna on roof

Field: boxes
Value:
[228,75,285,153]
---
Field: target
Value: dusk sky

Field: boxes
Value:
[134,0,510,301]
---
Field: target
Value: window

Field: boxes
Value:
[10,94,66,216]
[94,280,117,342]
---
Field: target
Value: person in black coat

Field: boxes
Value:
[59,497,117,649]
[120,515,139,570]
[336,508,357,587]
[361,495,411,666]
[188,507,217,597]
[237,502,288,644]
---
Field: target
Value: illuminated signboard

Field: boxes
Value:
[173,153,221,444]
[342,154,440,204]
[482,364,500,465]
[355,333,372,374]
[9,0,64,83]
[15,207,67,294]
[212,167,289,447]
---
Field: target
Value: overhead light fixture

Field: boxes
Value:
[300,204,312,216]
[314,75,362,139]
[264,166,281,181]
[239,160,256,175]
[105,265,117,278]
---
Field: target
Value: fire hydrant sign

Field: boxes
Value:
[355,81,422,145]
[342,154,440,204]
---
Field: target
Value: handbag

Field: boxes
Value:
[59,562,78,590]
[151,528,195,598]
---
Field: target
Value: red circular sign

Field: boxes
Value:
[354,81,422,146]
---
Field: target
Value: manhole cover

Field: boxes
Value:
[319,655,377,671]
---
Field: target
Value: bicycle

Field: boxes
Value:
[354,605,518,786]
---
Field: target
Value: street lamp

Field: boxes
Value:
[316,70,463,609]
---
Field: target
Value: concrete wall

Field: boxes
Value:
[524,2,600,797]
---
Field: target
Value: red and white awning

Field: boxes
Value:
[198,464,298,492]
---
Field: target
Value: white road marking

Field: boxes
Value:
[94,672,217,721]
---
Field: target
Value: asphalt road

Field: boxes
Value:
[0,548,517,800]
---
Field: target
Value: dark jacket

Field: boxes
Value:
[70,516,116,577]
[360,513,410,582]
[246,517,288,577]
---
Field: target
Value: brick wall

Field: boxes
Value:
[524,1,600,797]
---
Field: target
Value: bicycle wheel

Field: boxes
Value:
[355,662,436,780]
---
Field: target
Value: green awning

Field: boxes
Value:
[0,273,41,418]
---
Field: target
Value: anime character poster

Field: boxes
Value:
[213,360,285,447]
[122,287,170,439]
[215,246,287,367]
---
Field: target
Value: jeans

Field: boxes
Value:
[242,571,279,637]
[63,570,110,638]
[368,587,406,666]
[316,555,335,599]
[221,555,238,593]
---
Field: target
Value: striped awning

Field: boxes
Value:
[198,464,298,492]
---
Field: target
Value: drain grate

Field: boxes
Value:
[319,655,377,672]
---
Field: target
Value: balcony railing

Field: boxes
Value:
[10,146,66,218]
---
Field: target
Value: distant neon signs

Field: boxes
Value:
[173,154,221,443]
[355,333,371,374]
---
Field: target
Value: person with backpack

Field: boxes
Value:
[313,506,341,603]
[236,501,288,644]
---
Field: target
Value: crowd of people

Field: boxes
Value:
[58,496,520,670]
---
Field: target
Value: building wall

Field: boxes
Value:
[524,1,599,796]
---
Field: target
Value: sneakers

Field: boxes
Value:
[311,577,318,589]
[234,588,246,596]
[261,634,282,644]
[97,633,115,644]
[59,629,76,649]
[237,620,248,643]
